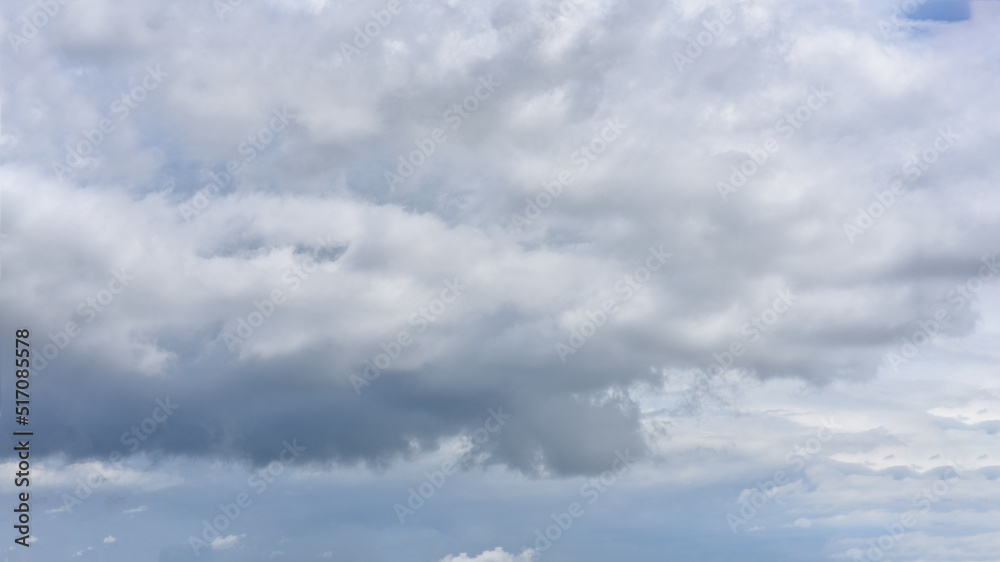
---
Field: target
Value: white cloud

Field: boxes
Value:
[439,547,537,562]
[211,534,246,550]
[0,457,184,494]
[103,535,117,544]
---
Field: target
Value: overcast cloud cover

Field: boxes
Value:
[1,0,999,560]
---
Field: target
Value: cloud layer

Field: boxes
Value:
[2,0,999,560]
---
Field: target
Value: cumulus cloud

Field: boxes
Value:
[4,0,997,479]
[440,547,537,562]
[1,0,999,559]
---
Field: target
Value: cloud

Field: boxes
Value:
[210,534,245,551]
[2,0,1000,484]
[1,2,999,559]
[439,547,537,562]
[104,535,118,544]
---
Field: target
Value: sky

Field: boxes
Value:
[1,0,999,561]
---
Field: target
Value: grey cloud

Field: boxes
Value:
[2,0,999,482]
